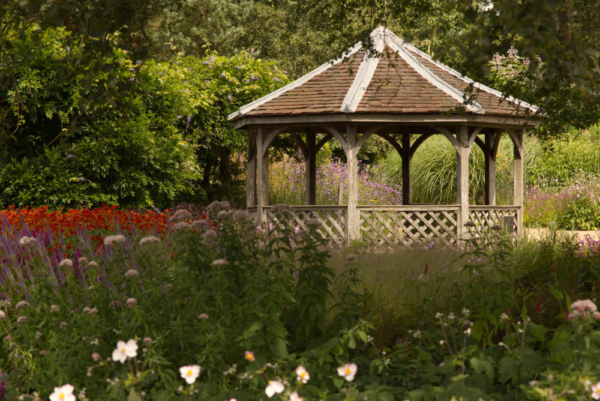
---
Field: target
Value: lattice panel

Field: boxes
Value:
[266,209,347,244]
[469,208,519,236]
[359,210,458,246]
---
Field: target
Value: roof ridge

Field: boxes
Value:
[400,40,540,114]
[384,33,484,115]
[340,28,386,113]
[227,40,364,122]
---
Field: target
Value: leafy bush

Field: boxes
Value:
[0,21,288,209]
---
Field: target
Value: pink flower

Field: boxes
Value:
[337,363,357,381]
[592,381,600,399]
[244,351,255,361]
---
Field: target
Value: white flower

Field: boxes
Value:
[296,366,310,383]
[500,313,509,320]
[265,380,285,398]
[59,258,73,267]
[15,301,29,310]
[179,365,201,384]
[19,236,36,246]
[337,363,357,382]
[104,235,126,246]
[290,392,303,401]
[127,298,137,307]
[0,310,5,320]
[111,339,138,363]
[198,313,209,320]
[124,269,139,278]
[50,384,76,401]
[139,236,160,245]
[211,259,228,266]
[592,381,600,400]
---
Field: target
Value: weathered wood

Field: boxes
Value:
[513,129,524,236]
[469,207,519,237]
[316,133,333,152]
[346,126,359,243]
[305,130,317,205]
[402,133,411,205]
[484,133,497,205]
[265,208,347,244]
[410,134,433,158]
[456,126,471,241]
[291,133,308,155]
[256,128,269,223]
[247,131,257,208]
[358,205,460,212]
[359,208,459,246]
[234,113,541,130]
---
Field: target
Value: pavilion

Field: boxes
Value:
[228,27,541,245]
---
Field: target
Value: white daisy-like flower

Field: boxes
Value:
[179,365,201,384]
[49,384,76,401]
[265,380,285,398]
[337,363,357,382]
[296,366,310,383]
[111,339,138,363]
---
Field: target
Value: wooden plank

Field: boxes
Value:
[233,113,541,130]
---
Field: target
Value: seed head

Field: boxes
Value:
[211,259,228,266]
[198,313,209,320]
[59,258,73,267]
[125,269,139,278]
[127,298,138,307]
[60,322,68,328]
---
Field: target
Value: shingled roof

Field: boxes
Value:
[228,27,539,123]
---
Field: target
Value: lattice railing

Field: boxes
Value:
[358,206,459,246]
[468,206,520,236]
[265,206,347,244]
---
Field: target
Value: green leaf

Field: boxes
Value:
[127,389,142,401]
[333,377,344,389]
[528,323,547,343]
[498,356,519,384]
[548,285,564,300]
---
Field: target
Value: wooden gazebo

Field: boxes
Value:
[228,27,541,245]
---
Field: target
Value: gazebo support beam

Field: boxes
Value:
[305,129,317,205]
[513,129,524,234]
[484,132,497,206]
[402,133,411,205]
[346,126,359,243]
[456,126,471,241]
[256,128,269,224]
[247,130,257,208]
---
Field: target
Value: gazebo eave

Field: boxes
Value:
[233,112,541,130]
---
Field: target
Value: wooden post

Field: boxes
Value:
[484,132,497,206]
[402,132,411,205]
[346,126,359,243]
[513,129,524,236]
[305,129,317,205]
[456,126,471,241]
[247,130,257,209]
[256,128,269,224]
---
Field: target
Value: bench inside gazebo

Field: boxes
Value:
[228,27,541,246]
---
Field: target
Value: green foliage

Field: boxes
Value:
[530,138,600,187]
[0,19,288,208]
